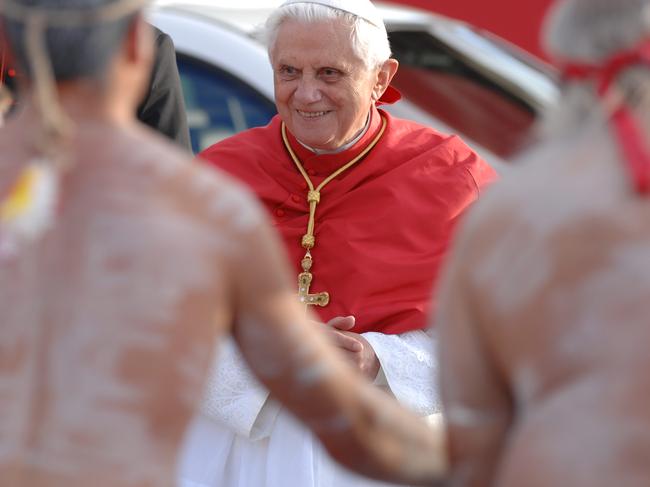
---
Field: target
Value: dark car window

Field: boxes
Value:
[176,54,277,154]
[388,30,537,158]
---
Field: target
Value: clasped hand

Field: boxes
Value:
[313,315,380,381]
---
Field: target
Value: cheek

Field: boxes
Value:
[356,75,378,96]
[273,81,292,104]
[273,78,286,98]
[322,87,349,111]
[340,80,369,106]
[336,90,363,117]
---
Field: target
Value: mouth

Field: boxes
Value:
[296,109,331,120]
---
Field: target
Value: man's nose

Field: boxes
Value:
[294,77,322,104]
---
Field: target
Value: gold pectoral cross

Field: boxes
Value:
[281,117,387,312]
[298,251,329,307]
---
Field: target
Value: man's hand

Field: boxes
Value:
[317,316,381,381]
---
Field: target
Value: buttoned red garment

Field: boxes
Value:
[200,106,496,334]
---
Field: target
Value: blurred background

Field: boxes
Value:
[398,0,553,61]
[1,0,559,169]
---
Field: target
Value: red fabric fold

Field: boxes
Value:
[376,85,402,105]
[200,107,495,334]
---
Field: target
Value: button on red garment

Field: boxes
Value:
[275,208,285,217]
[302,182,309,190]
[307,169,317,176]
[291,194,301,203]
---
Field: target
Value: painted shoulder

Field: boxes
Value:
[126,127,265,235]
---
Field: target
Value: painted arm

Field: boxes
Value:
[321,318,441,418]
[229,215,447,486]
[198,316,439,439]
[436,234,513,487]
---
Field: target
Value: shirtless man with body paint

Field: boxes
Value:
[0,1,445,486]
[436,0,650,486]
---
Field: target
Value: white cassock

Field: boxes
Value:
[177,330,440,487]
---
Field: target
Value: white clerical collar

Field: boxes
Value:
[298,112,371,155]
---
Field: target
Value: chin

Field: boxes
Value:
[304,134,340,150]
[292,128,333,148]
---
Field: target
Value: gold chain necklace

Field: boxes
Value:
[281,114,387,308]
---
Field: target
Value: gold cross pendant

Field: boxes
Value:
[298,252,329,307]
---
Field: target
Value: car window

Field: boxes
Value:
[388,30,537,158]
[177,54,277,154]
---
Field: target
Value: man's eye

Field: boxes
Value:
[280,66,297,76]
[321,69,339,77]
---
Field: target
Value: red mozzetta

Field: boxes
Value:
[200,106,496,334]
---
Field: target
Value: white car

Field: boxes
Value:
[149,0,559,167]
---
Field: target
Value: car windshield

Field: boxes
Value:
[177,55,277,153]
[390,31,535,157]
[387,28,557,159]
[425,20,559,109]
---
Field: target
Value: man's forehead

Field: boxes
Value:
[275,59,357,73]
[273,49,360,71]
[272,19,363,67]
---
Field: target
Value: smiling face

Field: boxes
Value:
[271,19,390,151]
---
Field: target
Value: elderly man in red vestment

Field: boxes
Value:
[179,1,496,486]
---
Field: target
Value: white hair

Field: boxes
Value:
[515,0,650,188]
[264,2,392,70]
[542,0,650,63]
[534,0,650,141]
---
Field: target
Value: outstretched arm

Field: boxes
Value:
[436,229,513,487]
[229,213,447,486]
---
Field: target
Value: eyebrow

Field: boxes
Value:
[275,57,349,70]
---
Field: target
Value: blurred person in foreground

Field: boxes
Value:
[436,0,650,485]
[0,0,447,486]
[181,0,495,486]
[0,27,190,148]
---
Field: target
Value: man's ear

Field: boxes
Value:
[123,14,154,68]
[372,58,399,102]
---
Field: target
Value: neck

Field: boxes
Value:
[18,79,136,127]
[299,111,372,155]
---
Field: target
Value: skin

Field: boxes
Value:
[0,14,445,487]
[436,116,650,487]
[270,18,398,151]
[320,316,381,381]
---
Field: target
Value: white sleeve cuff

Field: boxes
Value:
[199,338,271,439]
[363,328,441,416]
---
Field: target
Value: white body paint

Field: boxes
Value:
[0,127,264,485]
[441,114,650,487]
